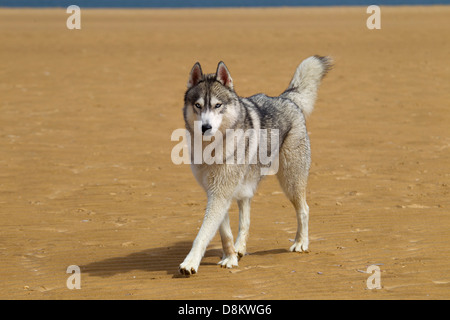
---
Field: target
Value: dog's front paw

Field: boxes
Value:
[234,242,246,259]
[218,254,239,269]
[289,239,309,253]
[179,259,199,275]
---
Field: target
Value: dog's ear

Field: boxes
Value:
[187,62,203,89]
[216,61,233,89]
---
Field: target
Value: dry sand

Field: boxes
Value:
[0,6,449,300]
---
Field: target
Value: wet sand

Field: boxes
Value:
[0,6,449,299]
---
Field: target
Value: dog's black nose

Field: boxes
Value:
[201,124,212,134]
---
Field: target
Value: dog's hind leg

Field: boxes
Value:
[288,190,310,253]
[218,212,239,268]
[235,198,251,259]
[277,133,311,253]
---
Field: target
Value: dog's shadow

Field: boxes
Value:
[81,241,290,278]
[81,241,221,278]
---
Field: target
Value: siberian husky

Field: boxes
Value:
[179,56,332,275]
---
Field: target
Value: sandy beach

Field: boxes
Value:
[0,6,449,299]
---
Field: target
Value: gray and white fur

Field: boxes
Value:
[179,55,332,275]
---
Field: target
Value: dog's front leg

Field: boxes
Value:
[179,195,231,275]
[218,212,238,269]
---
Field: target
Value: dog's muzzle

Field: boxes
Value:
[201,124,212,135]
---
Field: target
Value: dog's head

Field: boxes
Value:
[183,61,240,136]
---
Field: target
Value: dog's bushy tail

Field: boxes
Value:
[281,55,332,118]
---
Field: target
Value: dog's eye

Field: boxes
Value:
[215,103,222,109]
[194,103,201,109]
